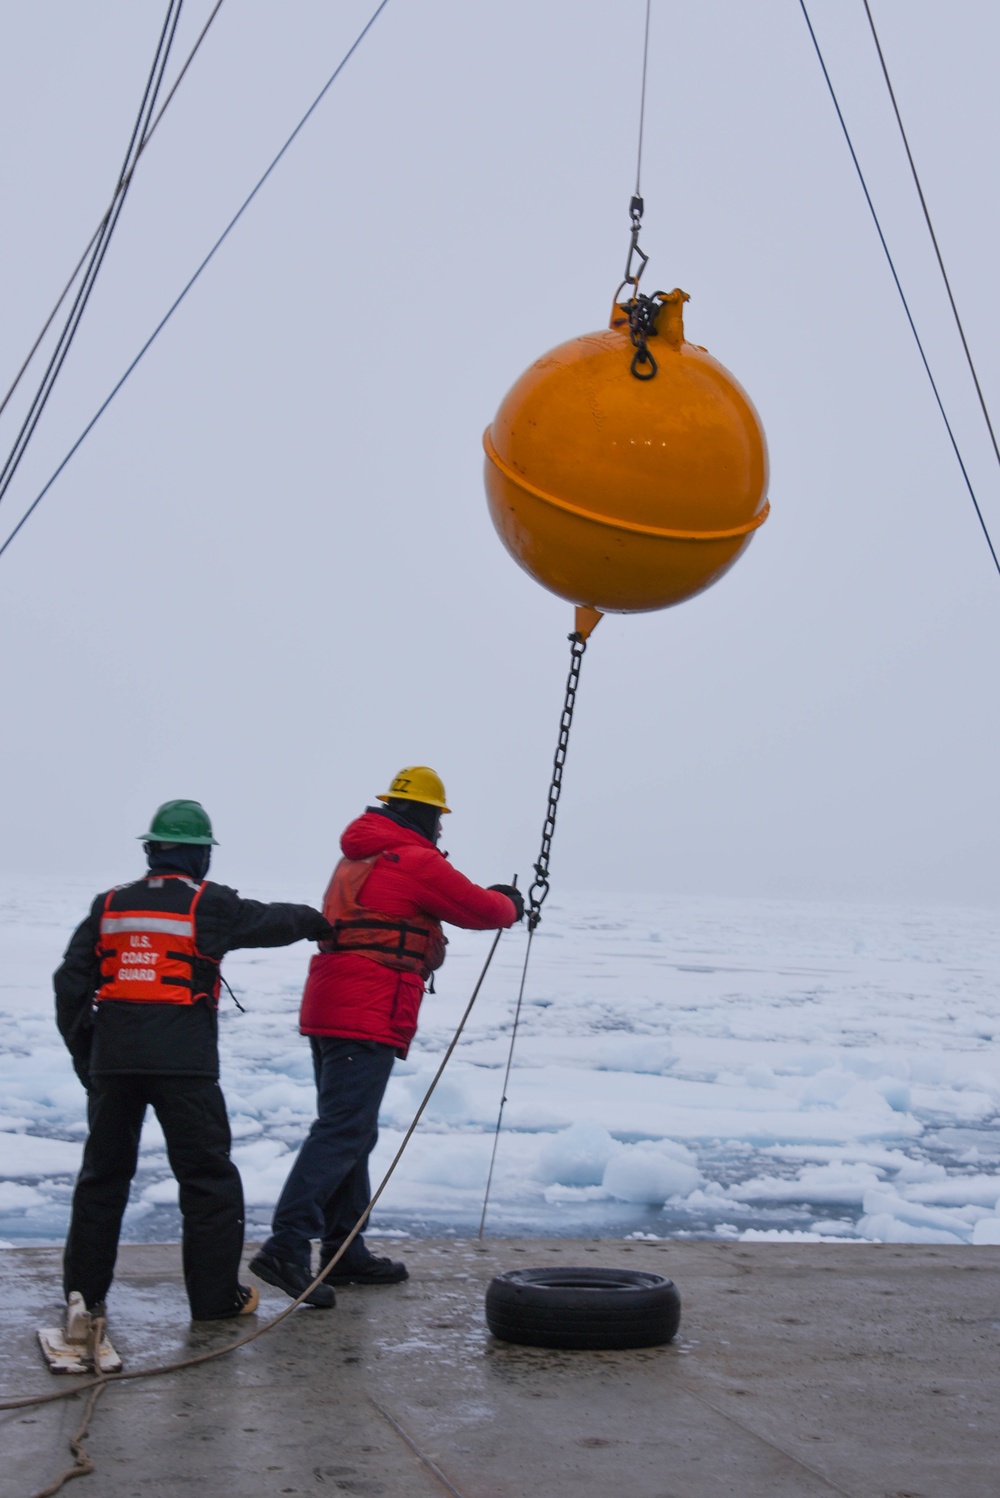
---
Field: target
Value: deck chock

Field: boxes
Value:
[37,1291,123,1374]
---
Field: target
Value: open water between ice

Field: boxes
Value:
[2,875,999,1250]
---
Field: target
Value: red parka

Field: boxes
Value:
[299,809,518,1056]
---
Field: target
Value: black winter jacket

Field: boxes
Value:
[55,876,331,1080]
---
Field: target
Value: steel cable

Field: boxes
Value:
[798,0,1000,582]
[0,0,391,563]
[633,0,653,200]
[478,923,534,1239]
[616,0,660,378]
[479,633,588,1237]
[0,0,226,426]
[861,0,1000,481]
[0,0,185,511]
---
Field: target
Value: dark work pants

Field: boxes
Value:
[264,1037,395,1267]
[63,1075,245,1319]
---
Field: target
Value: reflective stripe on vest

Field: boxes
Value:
[96,877,218,1005]
[319,856,446,979]
[100,915,194,937]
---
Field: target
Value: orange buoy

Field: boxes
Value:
[483,289,769,633]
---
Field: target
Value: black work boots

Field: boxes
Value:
[247,1249,336,1308]
[321,1250,408,1286]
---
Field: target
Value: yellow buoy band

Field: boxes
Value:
[483,429,770,542]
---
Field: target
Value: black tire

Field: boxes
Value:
[485,1266,681,1350]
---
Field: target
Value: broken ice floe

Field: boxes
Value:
[2,881,1000,1245]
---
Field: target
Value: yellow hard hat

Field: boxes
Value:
[377,766,451,813]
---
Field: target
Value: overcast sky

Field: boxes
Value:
[1,0,999,907]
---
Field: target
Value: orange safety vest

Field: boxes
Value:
[319,856,446,980]
[96,876,220,1006]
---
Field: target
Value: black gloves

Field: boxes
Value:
[307,912,337,943]
[489,884,525,922]
[66,1011,94,1090]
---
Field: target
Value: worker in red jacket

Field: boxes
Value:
[250,767,522,1304]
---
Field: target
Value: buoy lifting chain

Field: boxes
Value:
[527,631,588,929]
[621,194,649,299]
[612,198,665,383]
[628,289,666,382]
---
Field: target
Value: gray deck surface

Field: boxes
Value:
[1,1238,999,1498]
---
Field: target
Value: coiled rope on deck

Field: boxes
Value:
[1,926,504,1498]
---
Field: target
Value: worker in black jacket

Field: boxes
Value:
[54,799,335,1322]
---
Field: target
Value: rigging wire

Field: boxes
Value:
[479,633,588,1237]
[0,0,185,512]
[0,0,391,564]
[617,0,660,378]
[634,0,653,199]
[798,0,1000,582]
[478,923,533,1239]
[0,0,226,426]
[861,0,1000,480]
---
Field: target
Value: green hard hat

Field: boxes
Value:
[138,799,218,845]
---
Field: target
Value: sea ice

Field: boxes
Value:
[873,1077,912,1113]
[534,1122,617,1187]
[0,1133,80,1178]
[856,1186,975,1244]
[729,1161,884,1207]
[0,1183,47,1209]
[858,1214,965,1245]
[744,1064,778,1089]
[2,878,1000,1244]
[408,1139,492,1190]
[603,1141,701,1204]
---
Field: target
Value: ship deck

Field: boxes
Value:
[2,1237,999,1497]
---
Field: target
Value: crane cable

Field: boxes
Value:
[633,0,652,201]
[0,0,391,564]
[616,0,659,378]
[860,0,1000,486]
[480,0,650,1235]
[0,0,185,513]
[798,0,1000,582]
[0,0,227,427]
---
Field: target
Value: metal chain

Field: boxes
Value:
[613,196,664,382]
[627,290,663,380]
[622,193,649,298]
[527,631,588,929]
